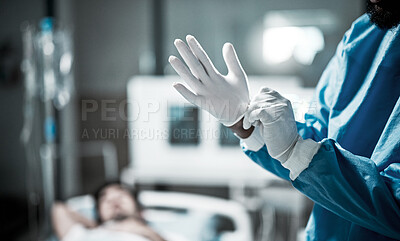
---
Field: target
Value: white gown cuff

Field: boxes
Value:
[236,125,264,151]
[282,137,321,181]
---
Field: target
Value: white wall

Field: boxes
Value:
[74,0,151,95]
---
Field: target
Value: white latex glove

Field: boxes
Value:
[243,87,298,162]
[243,87,321,180]
[169,35,250,127]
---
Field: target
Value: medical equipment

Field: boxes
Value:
[21,17,74,239]
[170,36,250,127]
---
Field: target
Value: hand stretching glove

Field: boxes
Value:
[243,87,321,180]
[169,35,250,127]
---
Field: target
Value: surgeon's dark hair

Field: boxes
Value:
[93,180,141,223]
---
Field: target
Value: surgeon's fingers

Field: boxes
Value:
[245,100,277,124]
[256,87,285,100]
[251,102,287,125]
[222,43,245,77]
[243,109,268,130]
[173,82,203,107]
[174,39,209,83]
[186,35,220,78]
[169,55,203,93]
[251,93,279,104]
[247,108,265,125]
[243,102,261,129]
[243,114,253,130]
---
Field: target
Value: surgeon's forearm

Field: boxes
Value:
[292,140,400,239]
[229,117,254,138]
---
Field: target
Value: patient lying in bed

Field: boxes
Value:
[52,182,166,241]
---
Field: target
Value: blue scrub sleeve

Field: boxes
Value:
[293,139,400,239]
[242,145,291,181]
[242,135,400,239]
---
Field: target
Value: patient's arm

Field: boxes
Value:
[51,202,97,239]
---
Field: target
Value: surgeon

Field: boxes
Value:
[168,0,400,240]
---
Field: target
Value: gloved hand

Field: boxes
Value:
[243,87,299,162]
[243,87,321,180]
[169,35,250,127]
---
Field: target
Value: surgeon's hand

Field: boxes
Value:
[243,87,299,162]
[169,35,250,127]
[243,87,320,180]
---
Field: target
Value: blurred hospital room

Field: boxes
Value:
[0,0,366,240]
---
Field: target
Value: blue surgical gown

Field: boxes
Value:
[242,14,400,240]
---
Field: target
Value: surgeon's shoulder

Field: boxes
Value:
[342,14,377,45]
[351,13,372,29]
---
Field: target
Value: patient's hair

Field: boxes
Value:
[93,180,141,223]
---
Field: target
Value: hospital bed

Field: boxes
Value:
[59,190,253,241]
[49,140,253,241]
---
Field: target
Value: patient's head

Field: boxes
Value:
[94,181,140,223]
